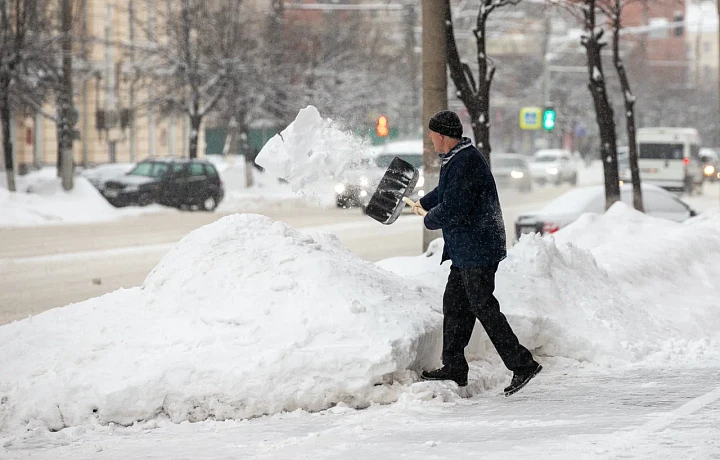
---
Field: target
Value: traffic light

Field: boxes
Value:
[542,107,556,131]
[376,115,389,137]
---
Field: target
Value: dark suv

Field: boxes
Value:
[102,158,224,211]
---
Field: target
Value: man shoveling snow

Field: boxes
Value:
[411,110,542,395]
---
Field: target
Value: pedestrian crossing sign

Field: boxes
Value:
[520,107,542,130]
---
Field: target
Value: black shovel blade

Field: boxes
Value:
[365,156,419,225]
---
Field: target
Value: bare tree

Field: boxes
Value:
[265,7,413,130]
[444,0,523,167]
[0,0,56,192]
[139,0,241,158]
[551,0,621,209]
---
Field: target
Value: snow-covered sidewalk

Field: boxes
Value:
[5,364,718,459]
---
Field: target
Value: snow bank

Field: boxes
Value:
[0,168,154,227]
[381,202,720,366]
[255,106,376,206]
[0,214,443,435]
[2,201,720,437]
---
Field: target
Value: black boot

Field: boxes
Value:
[420,366,468,387]
[504,362,542,396]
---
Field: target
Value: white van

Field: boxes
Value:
[637,127,703,194]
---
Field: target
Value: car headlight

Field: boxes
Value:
[359,176,369,187]
[335,183,346,194]
[511,170,524,179]
[704,165,715,176]
[417,176,425,187]
[418,190,425,197]
[547,168,558,175]
[124,185,139,192]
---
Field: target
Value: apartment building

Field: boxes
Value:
[7,0,199,174]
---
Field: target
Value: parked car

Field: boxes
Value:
[514,183,697,240]
[102,158,224,211]
[528,149,578,186]
[335,140,426,208]
[700,148,719,182]
[492,153,532,192]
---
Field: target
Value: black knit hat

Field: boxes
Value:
[428,110,463,139]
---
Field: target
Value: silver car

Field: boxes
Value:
[514,183,697,240]
[492,153,532,192]
[529,149,578,186]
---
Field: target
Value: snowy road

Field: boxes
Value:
[0,185,576,324]
[4,363,719,459]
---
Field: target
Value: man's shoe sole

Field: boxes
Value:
[420,374,468,387]
[504,364,542,397]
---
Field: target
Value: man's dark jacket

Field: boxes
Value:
[419,138,506,268]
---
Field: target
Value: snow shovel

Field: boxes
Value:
[364,156,420,225]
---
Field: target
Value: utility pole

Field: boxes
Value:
[541,14,552,150]
[60,0,74,191]
[421,0,448,251]
[694,5,704,127]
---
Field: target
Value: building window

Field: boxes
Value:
[704,42,711,54]
[649,18,669,39]
[673,12,684,37]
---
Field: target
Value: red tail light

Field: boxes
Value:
[683,157,690,165]
[542,222,560,234]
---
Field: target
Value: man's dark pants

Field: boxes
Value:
[442,264,535,374]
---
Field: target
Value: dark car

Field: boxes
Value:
[102,158,224,211]
[700,148,719,182]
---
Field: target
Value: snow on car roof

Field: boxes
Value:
[541,183,683,215]
[377,140,423,155]
[534,149,570,157]
[541,185,605,214]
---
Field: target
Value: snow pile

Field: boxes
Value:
[2,201,720,437]
[255,105,376,206]
[381,202,720,365]
[0,168,149,227]
[0,214,443,436]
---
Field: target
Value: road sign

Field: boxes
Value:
[520,107,542,130]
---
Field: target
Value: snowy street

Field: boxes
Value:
[0,182,585,324]
[4,364,719,459]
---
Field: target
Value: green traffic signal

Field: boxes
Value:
[542,108,556,131]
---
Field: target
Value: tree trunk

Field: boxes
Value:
[473,13,493,165]
[1,89,17,193]
[237,115,254,188]
[444,3,493,167]
[583,1,620,209]
[59,0,74,191]
[612,4,643,212]
[189,114,201,159]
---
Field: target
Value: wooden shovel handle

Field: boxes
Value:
[403,197,427,216]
